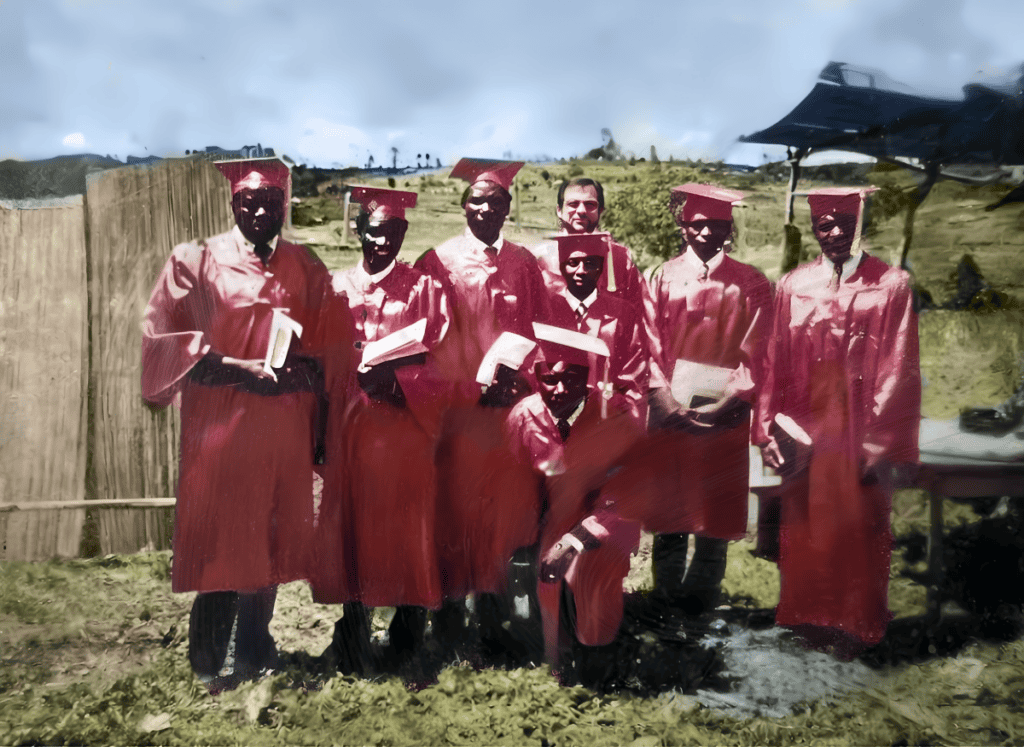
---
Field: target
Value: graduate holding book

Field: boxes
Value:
[141,158,341,691]
[644,184,774,616]
[754,187,920,655]
[312,186,451,673]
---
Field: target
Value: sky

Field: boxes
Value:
[2,0,1023,168]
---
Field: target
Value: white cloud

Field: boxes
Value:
[291,119,374,167]
[61,132,85,148]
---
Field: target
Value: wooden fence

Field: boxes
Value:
[0,158,233,560]
[0,196,89,560]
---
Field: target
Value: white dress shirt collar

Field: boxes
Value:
[355,259,396,288]
[821,249,864,284]
[563,288,598,315]
[464,227,506,255]
[682,245,726,274]
[232,225,279,259]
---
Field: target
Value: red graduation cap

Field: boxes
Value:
[671,183,746,222]
[553,232,611,262]
[350,185,418,220]
[533,322,609,368]
[215,157,291,195]
[449,158,524,191]
[806,186,878,218]
[553,231,616,291]
[533,322,613,418]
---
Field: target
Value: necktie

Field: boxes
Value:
[484,245,498,261]
[557,418,571,443]
[254,242,273,265]
[700,263,709,281]
[830,260,844,291]
[575,302,587,321]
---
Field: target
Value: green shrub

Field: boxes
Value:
[601,166,702,267]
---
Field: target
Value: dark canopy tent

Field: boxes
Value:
[739,61,1024,270]
[741,61,1024,170]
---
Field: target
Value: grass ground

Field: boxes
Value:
[4,159,1024,744]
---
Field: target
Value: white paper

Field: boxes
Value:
[359,318,428,370]
[671,359,733,408]
[263,309,303,374]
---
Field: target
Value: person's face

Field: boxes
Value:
[560,251,604,300]
[812,212,858,264]
[682,216,732,257]
[232,187,285,246]
[361,213,407,274]
[557,185,602,234]
[464,181,510,244]
[536,361,589,420]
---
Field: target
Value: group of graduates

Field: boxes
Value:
[141,156,921,692]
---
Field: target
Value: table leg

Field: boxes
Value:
[926,491,944,620]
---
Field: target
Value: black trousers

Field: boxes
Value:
[188,587,277,679]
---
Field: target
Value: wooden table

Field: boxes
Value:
[915,455,1024,618]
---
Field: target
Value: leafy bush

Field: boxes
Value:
[601,166,703,267]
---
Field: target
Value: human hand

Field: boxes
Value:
[539,536,580,584]
[223,356,278,384]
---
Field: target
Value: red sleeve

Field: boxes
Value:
[611,305,650,426]
[140,241,210,408]
[415,273,451,351]
[863,274,921,468]
[753,278,793,447]
[505,398,565,475]
[642,265,671,390]
[730,272,775,406]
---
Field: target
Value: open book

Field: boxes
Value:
[263,308,304,374]
[359,318,429,370]
[671,359,732,409]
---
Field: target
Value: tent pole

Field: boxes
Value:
[898,162,940,271]
[781,148,807,274]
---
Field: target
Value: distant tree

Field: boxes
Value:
[602,129,622,160]
[650,145,660,163]
[391,147,398,170]
[367,154,375,169]
[436,157,441,168]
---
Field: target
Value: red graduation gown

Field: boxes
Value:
[507,393,642,659]
[643,251,773,538]
[415,232,552,599]
[534,237,650,313]
[754,253,920,645]
[414,232,551,387]
[141,228,334,593]
[312,261,450,608]
[544,291,650,426]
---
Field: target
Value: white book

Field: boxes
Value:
[774,412,813,447]
[263,308,303,374]
[360,318,428,370]
[671,359,732,408]
[475,332,537,385]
